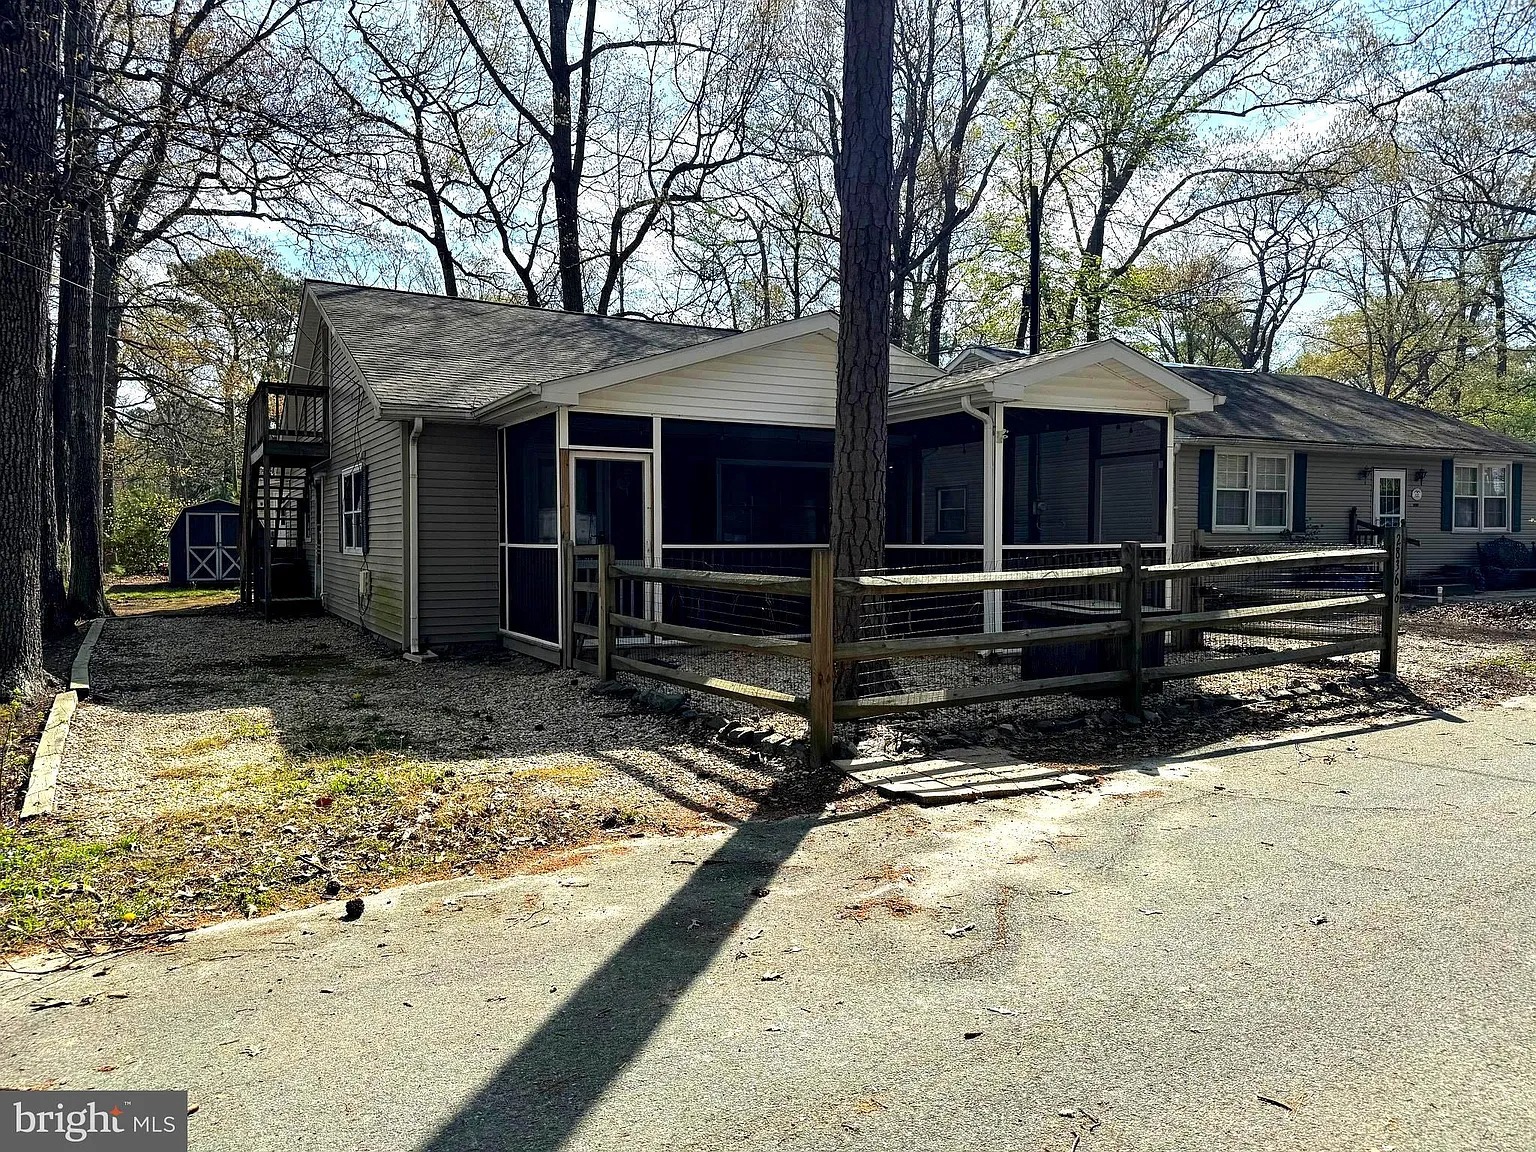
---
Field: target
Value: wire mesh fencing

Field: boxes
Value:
[569,535,1403,760]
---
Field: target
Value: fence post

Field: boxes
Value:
[808,548,835,768]
[560,538,575,669]
[596,544,615,681]
[1120,540,1145,717]
[1380,524,1403,677]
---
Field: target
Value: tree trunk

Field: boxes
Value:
[92,244,122,566]
[547,0,584,313]
[65,209,106,616]
[1491,257,1508,378]
[0,0,64,695]
[40,365,69,636]
[925,225,952,365]
[831,0,896,701]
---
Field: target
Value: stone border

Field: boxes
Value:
[20,617,103,819]
[20,691,78,818]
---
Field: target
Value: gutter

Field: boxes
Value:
[959,394,1005,447]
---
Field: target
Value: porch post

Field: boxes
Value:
[983,403,1005,633]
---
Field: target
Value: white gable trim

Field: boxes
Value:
[891,339,1221,421]
[986,340,1218,412]
[301,285,386,420]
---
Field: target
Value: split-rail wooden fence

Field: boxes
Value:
[565,529,1405,765]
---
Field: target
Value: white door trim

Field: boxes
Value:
[1374,468,1407,527]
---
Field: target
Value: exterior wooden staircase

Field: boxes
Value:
[240,380,328,619]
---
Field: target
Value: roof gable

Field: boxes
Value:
[307,281,733,419]
[893,338,1218,417]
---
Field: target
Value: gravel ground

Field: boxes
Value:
[60,606,832,839]
[1,595,865,959]
[10,591,1533,959]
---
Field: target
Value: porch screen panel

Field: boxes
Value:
[568,412,653,449]
[1095,418,1165,542]
[661,419,832,546]
[499,414,558,643]
[1036,427,1092,543]
[887,413,984,547]
[1003,411,1165,545]
[660,418,830,632]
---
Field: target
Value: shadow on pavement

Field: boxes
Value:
[414,773,852,1152]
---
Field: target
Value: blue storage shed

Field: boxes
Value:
[168,499,242,586]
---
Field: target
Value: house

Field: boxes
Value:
[944,344,1536,584]
[1169,366,1536,584]
[246,283,1526,664]
[245,281,942,659]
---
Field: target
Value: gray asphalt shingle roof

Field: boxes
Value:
[1171,365,1536,456]
[309,281,734,416]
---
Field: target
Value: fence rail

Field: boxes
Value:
[565,530,1406,765]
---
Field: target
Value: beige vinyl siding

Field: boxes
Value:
[417,423,500,646]
[890,344,943,392]
[1175,443,1536,576]
[576,332,905,427]
[321,341,406,645]
[1016,367,1182,413]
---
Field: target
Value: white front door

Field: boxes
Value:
[1374,469,1406,528]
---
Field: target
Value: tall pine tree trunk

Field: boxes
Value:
[63,209,104,614]
[41,355,69,635]
[547,0,585,313]
[0,0,64,695]
[58,0,105,612]
[830,0,896,700]
[91,240,121,567]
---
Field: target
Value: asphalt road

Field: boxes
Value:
[5,700,1535,1152]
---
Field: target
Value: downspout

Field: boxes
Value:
[405,417,431,660]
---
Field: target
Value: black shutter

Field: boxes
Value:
[1291,452,1308,532]
[1196,448,1215,532]
[337,474,345,553]
[1441,458,1455,532]
[359,464,370,553]
[1514,462,1524,532]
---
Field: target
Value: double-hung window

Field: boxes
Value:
[1214,451,1289,531]
[1454,462,1510,530]
[341,464,367,553]
[936,485,968,534]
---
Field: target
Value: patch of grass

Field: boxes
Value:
[518,761,605,787]
[309,754,435,800]
[1470,652,1536,677]
[293,717,411,757]
[0,748,674,958]
[110,586,230,601]
[166,714,273,758]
